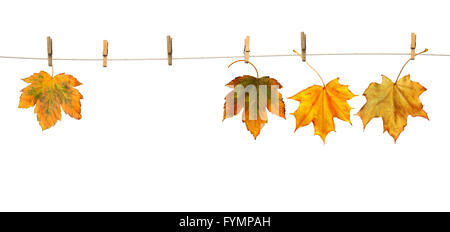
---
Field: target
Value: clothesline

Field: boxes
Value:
[0,52,449,61]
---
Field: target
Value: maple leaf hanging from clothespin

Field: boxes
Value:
[289,50,356,143]
[357,40,429,142]
[19,71,83,130]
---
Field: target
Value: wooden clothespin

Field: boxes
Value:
[301,32,306,62]
[47,36,53,67]
[411,32,416,60]
[244,36,250,63]
[167,35,173,66]
[103,40,108,67]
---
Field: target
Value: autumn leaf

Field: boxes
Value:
[223,75,286,139]
[19,71,83,130]
[357,74,428,142]
[289,78,356,142]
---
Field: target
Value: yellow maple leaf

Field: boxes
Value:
[19,71,83,130]
[290,50,356,143]
[357,74,428,142]
[290,78,356,142]
[357,47,429,142]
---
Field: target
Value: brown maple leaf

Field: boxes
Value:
[223,75,285,139]
[19,71,83,130]
[357,74,428,142]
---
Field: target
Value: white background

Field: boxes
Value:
[0,0,449,212]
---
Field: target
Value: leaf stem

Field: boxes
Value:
[293,50,325,87]
[395,48,428,83]
[228,60,260,78]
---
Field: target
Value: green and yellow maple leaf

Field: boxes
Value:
[223,75,285,139]
[19,71,83,130]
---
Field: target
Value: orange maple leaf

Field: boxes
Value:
[290,78,356,142]
[19,71,83,130]
[290,50,356,142]
[223,75,286,139]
